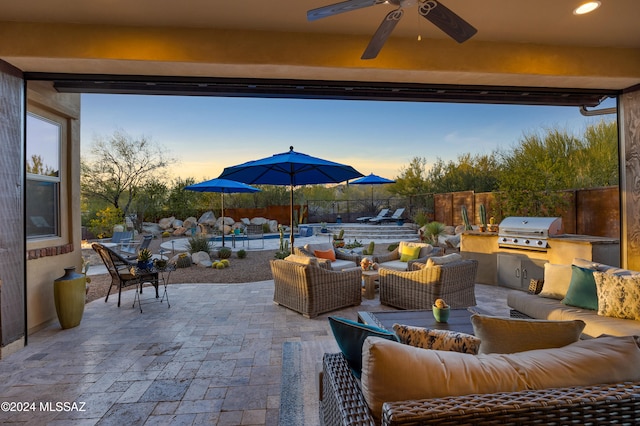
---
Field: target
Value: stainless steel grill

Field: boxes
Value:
[498,216,563,251]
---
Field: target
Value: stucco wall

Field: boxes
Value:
[26,81,82,334]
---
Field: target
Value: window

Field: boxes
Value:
[26,113,60,238]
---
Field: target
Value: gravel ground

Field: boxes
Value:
[84,236,279,304]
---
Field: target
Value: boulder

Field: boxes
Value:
[141,222,162,236]
[444,225,457,235]
[173,226,188,236]
[198,210,217,226]
[173,219,184,228]
[241,218,251,225]
[158,216,175,230]
[183,216,198,229]
[268,220,278,233]
[251,217,269,225]
[455,225,466,234]
[192,251,212,267]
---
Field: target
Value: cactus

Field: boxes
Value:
[363,241,375,255]
[480,204,487,227]
[218,247,232,259]
[489,216,496,225]
[461,206,472,231]
[176,253,192,268]
[338,229,344,239]
[300,205,307,224]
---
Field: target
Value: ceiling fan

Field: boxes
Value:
[307,0,477,60]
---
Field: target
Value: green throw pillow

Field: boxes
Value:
[399,245,421,262]
[328,316,398,378]
[562,265,598,310]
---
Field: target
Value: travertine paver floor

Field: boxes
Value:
[0,281,509,425]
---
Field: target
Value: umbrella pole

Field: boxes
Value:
[290,184,294,248]
[221,193,225,247]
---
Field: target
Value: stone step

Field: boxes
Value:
[320,224,418,242]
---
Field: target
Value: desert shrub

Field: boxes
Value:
[218,247,232,259]
[262,223,271,233]
[237,249,247,259]
[88,206,123,239]
[187,234,210,254]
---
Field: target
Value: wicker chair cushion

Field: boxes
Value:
[284,254,320,267]
[594,272,640,321]
[361,335,640,421]
[392,324,481,354]
[562,265,598,310]
[471,314,585,354]
[426,252,462,267]
[538,263,573,299]
[328,316,398,379]
[304,242,334,254]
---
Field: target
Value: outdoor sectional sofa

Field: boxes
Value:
[507,258,640,338]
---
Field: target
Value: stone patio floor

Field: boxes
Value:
[0,281,509,425]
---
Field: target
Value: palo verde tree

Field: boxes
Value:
[81,130,175,219]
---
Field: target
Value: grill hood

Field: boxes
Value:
[498,217,562,250]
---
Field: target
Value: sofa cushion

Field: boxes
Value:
[314,248,336,262]
[507,291,640,338]
[304,242,334,254]
[471,314,585,354]
[328,316,398,379]
[392,324,481,354]
[399,245,421,262]
[594,272,640,321]
[538,263,573,299]
[361,335,640,421]
[426,253,462,267]
[379,260,409,271]
[562,265,598,310]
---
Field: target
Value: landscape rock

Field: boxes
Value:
[173,226,188,236]
[241,218,251,225]
[444,226,456,235]
[251,217,268,225]
[142,222,162,236]
[198,211,216,226]
[173,219,184,228]
[183,216,198,229]
[268,220,278,233]
[159,216,175,230]
[192,251,212,267]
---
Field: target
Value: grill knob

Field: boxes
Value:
[513,239,518,243]
[501,237,507,243]
[525,240,530,244]
[537,240,543,245]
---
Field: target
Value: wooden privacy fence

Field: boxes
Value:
[434,186,619,238]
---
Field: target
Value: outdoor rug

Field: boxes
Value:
[280,339,338,426]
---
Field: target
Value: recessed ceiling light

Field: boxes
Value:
[573,1,601,15]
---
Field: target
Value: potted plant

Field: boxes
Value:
[432,298,450,323]
[137,248,153,269]
[320,222,328,233]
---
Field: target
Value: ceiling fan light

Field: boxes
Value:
[573,1,601,15]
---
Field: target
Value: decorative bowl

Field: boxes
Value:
[432,306,450,323]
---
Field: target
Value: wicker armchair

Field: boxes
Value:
[270,259,362,318]
[374,243,443,271]
[379,259,478,310]
[320,352,640,426]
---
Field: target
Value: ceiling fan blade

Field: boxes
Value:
[308,0,382,21]
[361,9,404,60]
[418,0,477,43]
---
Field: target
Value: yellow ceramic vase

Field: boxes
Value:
[53,266,86,329]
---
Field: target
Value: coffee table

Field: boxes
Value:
[358,308,478,335]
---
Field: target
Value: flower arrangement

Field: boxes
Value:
[360,257,378,271]
[432,298,450,323]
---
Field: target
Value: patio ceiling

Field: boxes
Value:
[1,0,639,103]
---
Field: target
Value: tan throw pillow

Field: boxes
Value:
[284,254,319,268]
[361,335,640,422]
[470,314,585,354]
[593,272,640,321]
[426,253,462,267]
[392,323,481,354]
[538,263,573,299]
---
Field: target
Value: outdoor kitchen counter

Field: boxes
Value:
[460,232,620,286]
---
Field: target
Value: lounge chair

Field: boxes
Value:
[119,234,153,261]
[369,207,405,224]
[356,208,390,223]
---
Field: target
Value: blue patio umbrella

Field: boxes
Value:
[350,173,395,213]
[218,146,363,246]
[184,178,261,247]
